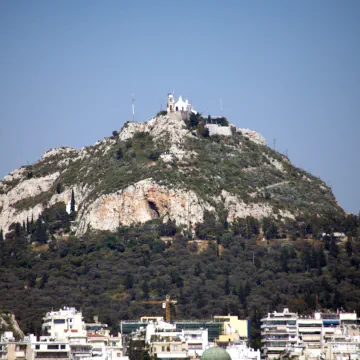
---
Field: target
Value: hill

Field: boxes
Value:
[0,110,359,348]
[0,112,344,237]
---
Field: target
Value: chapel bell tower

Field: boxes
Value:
[167,93,174,113]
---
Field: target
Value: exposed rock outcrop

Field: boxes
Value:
[0,173,60,232]
[77,178,214,234]
[237,128,266,145]
[0,313,24,339]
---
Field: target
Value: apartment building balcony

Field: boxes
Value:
[300,334,322,343]
[261,344,287,352]
[34,353,69,360]
[260,322,296,328]
[262,338,297,344]
[261,329,297,336]
[69,344,92,354]
[298,327,322,333]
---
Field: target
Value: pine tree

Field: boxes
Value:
[15,222,22,237]
[116,148,123,160]
[179,288,186,305]
[22,220,26,232]
[244,281,252,297]
[329,238,339,258]
[26,218,30,234]
[318,247,327,267]
[194,262,202,276]
[224,277,231,295]
[36,217,48,244]
[39,272,49,289]
[346,239,353,257]
[124,273,133,289]
[238,284,247,307]
[0,229,3,242]
[27,273,37,288]
[142,281,150,300]
[70,189,76,213]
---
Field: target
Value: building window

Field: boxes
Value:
[47,345,59,350]
[54,319,66,324]
[61,345,66,349]
[35,345,40,350]
[117,353,121,357]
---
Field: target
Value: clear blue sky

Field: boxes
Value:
[0,0,359,214]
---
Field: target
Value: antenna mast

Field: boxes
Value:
[220,98,223,114]
[132,93,135,122]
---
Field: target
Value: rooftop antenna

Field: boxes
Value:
[132,93,135,122]
[220,98,223,114]
[273,138,276,151]
[285,148,288,158]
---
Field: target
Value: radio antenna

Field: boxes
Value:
[132,93,135,122]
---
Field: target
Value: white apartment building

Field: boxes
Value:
[42,308,85,341]
[146,321,208,359]
[260,308,298,359]
[31,337,70,360]
[325,341,360,359]
[86,333,123,360]
[261,310,360,359]
[297,313,323,350]
[0,309,127,360]
[182,329,208,357]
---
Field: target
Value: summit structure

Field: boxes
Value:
[167,93,196,114]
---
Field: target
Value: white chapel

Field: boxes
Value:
[167,93,196,114]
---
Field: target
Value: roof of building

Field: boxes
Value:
[201,347,231,360]
[87,333,105,338]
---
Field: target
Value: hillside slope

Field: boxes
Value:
[0,112,343,235]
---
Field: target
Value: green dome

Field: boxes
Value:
[201,347,232,360]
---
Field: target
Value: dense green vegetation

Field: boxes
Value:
[0,209,359,349]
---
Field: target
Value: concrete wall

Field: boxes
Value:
[205,124,232,137]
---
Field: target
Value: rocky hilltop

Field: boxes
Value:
[0,112,343,236]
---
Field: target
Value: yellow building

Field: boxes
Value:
[213,316,250,343]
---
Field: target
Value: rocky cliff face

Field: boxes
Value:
[0,113,343,236]
[76,178,214,235]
